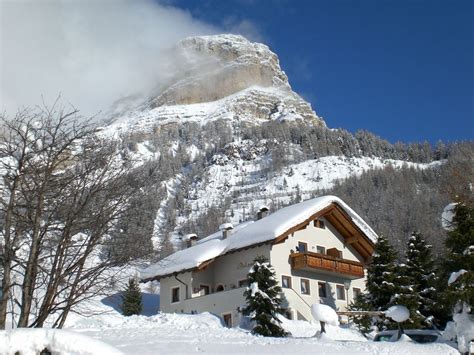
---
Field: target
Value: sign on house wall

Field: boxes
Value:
[237,261,254,270]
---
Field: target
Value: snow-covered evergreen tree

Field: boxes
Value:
[399,232,438,327]
[442,201,473,316]
[441,201,473,354]
[121,279,143,316]
[389,262,420,327]
[242,256,288,337]
[363,235,401,329]
[347,293,373,335]
[366,235,399,308]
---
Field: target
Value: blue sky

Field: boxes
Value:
[167,0,473,143]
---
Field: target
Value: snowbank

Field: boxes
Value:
[0,328,123,355]
[69,311,459,355]
[58,294,459,355]
[70,311,224,331]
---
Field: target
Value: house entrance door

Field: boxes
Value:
[223,313,232,328]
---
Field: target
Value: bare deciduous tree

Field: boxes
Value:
[0,103,134,329]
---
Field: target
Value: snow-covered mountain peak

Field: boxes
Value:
[104,34,324,135]
[151,34,290,107]
[178,34,281,68]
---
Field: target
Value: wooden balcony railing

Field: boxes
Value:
[290,252,365,278]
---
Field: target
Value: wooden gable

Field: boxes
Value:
[273,203,375,262]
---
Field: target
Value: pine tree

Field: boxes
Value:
[439,201,474,354]
[442,201,474,314]
[241,256,288,337]
[364,235,400,329]
[121,278,143,316]
[366,235,399,308]
[391,262,421,328]
[400,232,438,327]
[347,293,373,335]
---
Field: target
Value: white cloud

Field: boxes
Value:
[0,0,221,116]
[223,17,264,43]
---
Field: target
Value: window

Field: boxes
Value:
[318,282,327,298]
[238,279,248,288]
[171,286,180,303]
[297,241,308,253]
[314,219,326,229]
[300,279,310,295]
[216,284,224,292]
[316,245,326,254]
[281,275,292,289]
[199,284,210,296]
[336,284,345,300]
[222,313,232,328]
[353,287,361,299]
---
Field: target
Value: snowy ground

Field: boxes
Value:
[65,311,458,355]
[39,288,457,355]
[0,280,460,355]
[0,295,460,355]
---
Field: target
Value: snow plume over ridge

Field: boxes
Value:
[0,0,224,116]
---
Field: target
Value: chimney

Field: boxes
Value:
[219,223,234,239]
[257,206,269,220]
[185,233,198,248]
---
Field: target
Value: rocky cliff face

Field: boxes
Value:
[105,34,324,135]
[151,34,290,106]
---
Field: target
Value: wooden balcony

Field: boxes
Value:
[290,252,365,279]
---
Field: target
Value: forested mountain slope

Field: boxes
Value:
[99,34,473,260]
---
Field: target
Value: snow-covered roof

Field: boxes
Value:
[141,195,378,281]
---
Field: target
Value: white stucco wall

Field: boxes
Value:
[182,287,246,327]
[160,271,193,314]
[159,244,271,326]
[212,244,271,289]
[270,217,367,321]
